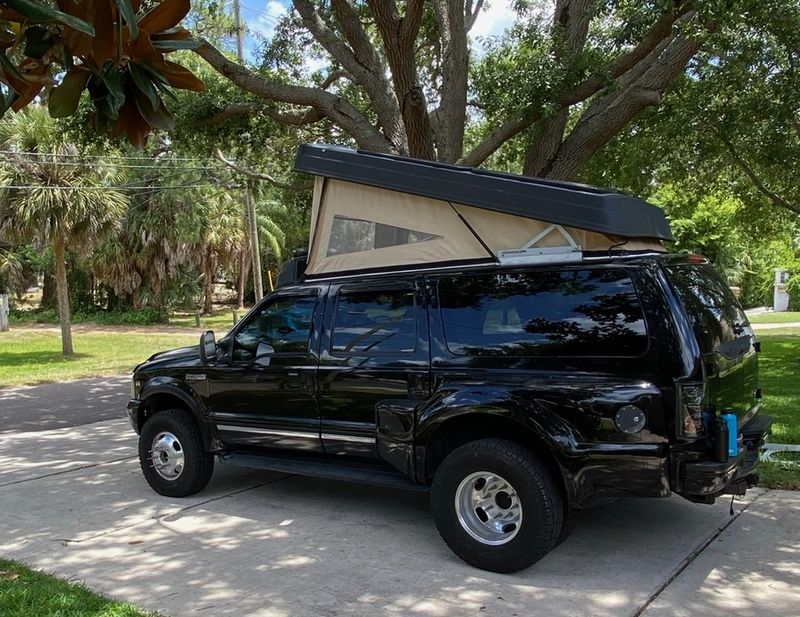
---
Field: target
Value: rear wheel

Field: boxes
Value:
[138,409,214,497]
[431,438,562,573]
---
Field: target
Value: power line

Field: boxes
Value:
[0,183,237,191]
[2,158,220,171]
[0,150,217,162]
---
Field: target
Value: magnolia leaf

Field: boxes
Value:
[114,0,139,40]
[138,0,191,36]
[4,0,95,36]
[48,69,90,117]
[139,62,178,101]
[129,63,159,111]
[158,60,204,91]
[23,26,53,59]
[151,38,201,51]
[93,0,116,64]
[134,88,174,130]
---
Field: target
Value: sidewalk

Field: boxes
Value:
[1,418,798,617]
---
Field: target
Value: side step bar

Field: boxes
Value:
[220,451,429,492]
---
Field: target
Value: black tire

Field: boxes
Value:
[431,438,562,573]
[556,507,578,546]
[138,408,214,497]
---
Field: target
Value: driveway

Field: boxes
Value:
[0,378,798,617]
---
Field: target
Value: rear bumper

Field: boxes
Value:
[677,413,772,501]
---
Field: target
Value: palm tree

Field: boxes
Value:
[0,106,128,355]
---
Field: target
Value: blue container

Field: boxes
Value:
[722,412,738,457]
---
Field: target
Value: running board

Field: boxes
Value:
[220,451,429,492]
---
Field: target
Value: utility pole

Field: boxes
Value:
[246,179,264,300]
[232,0,264,300]
[232,0,245,63]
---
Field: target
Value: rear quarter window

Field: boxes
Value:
[437,269,648,357]
[665,264,749,353]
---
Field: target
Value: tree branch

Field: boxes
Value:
[215,149,311,191]
[368,0,435,159]
[547,23,704,180]
[194,39,393,152]
[524,0,592,176]
[465,0,485,32]
[461,3,692,168]
[716,132,799,215]
[293,0,406,152]
[432,0,469,162]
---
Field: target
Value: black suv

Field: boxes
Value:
[128,253,770,573]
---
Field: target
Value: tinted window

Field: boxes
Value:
[438,269,647,357]
[332,289,416,353]
[235,295,317,358]
[666,264,748,351]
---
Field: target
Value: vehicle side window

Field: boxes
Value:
[234,295,317,361]
[331,288,416,354]
[438,269,647,357]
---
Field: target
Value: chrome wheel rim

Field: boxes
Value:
[150,431,185,480]
[455,471,522,545]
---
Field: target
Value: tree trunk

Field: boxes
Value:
[202,247,215,315]
[52,235,74,356]
[41,269,56,310]
[236,245,249,309]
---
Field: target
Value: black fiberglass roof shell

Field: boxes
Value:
[293,144,673,242]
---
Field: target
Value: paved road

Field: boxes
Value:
[0,381,798,617]
[0,376,128,433]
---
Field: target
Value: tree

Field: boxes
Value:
[0,105,127,354]
[192,1,738,180]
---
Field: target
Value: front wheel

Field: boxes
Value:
[431,438,563,573]
[138,408,214,497]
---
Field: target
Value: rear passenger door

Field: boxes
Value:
[318,278,429,458]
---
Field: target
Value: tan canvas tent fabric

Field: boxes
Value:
[306,178,664,276]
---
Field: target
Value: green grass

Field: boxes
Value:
[0,330,195,388]
[0,559,155,617]
[167,309,244,331]
[755,330,800,489]
[748,311,800,324]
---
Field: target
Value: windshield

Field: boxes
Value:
[666,263,750,354]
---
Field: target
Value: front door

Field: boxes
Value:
[206,288,325,452]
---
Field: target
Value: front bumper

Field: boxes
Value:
[678,413,773,501]
[126,400,143,434]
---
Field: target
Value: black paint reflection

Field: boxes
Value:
[438,269,648,357]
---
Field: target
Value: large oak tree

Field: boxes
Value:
[193,1,734,180]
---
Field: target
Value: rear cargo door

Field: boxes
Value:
[665,263,760,425]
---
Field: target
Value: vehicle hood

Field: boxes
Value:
[135,345,200,372]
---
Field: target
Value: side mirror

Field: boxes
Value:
[253,342,275,367]
[200,330,217,365]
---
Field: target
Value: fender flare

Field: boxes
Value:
[138,379,213,448]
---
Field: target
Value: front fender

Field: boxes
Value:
[138,376,216,449]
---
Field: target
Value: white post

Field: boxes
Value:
[0,293,9,332]
[774,269,790,312]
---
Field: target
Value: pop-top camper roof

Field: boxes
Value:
[293,144,671,277]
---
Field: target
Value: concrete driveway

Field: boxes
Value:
[0,378,798,617]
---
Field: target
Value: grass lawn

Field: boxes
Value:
[748,311,800,324]
[755,328,800,489]
[0,329,196,388]
[0,558,154,617]
[166,309,244,331]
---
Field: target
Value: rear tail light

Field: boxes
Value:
[677,381,706,437]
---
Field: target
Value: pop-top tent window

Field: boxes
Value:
[328,216,440,256]
[294,145,673,277]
